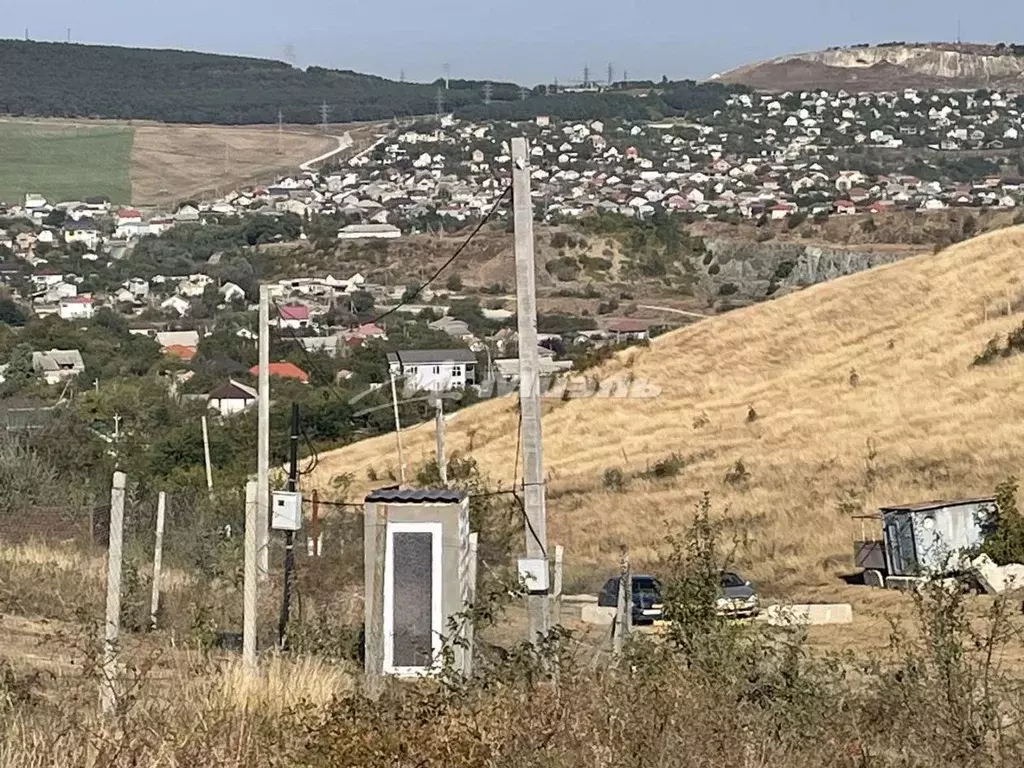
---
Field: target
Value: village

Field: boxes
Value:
[2,86,1024,397]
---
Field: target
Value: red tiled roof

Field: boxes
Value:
[248,361,309,383]
[278,304,309,321]
[163,345,196,361]
[117,208,142,219]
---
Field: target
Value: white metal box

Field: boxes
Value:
[517,557,549,593]
[271,490,303,531]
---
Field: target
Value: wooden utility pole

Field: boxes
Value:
[308,489,321,557]
[435,398,447,486]
[201,415,214,497]
[389,373,407,485]
[465,531,479,677]
[613,546,631,659]
[365,503,388,698]
[101,471,126,715]
[278,403,300,649]
[243,480,258,671]
[149,491,166,630]
[552,544,564,626]
[512,136,550,643]
[257,285,270,580]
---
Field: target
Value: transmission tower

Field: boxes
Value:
[443,62,451,90]
[607,62,614,86]
[400,68,406,82]
[483,82,493,105]
[553,77,559,94]
[623,68,629,86]
[583,64,590,87]
[319,101,331,132]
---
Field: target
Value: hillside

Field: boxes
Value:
[0,40,734,125]
[716,42,1024,92]
[309,226,1024,590]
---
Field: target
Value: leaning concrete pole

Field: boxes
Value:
[511,136,550,644]
[101,471,126,715]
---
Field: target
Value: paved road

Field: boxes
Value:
[637,304,709,320]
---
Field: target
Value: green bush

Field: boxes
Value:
[979,478,1024,565]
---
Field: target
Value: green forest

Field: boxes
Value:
[0,39,745,124]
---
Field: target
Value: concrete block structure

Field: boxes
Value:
[364,489,474,678]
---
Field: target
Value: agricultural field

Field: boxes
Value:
[0,120,133,204]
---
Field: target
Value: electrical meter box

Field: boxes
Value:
[271,490,303,531]
[517,557,549,593]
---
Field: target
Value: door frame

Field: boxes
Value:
[383,521,443,676]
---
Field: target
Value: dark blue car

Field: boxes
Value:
[598,574,664,624]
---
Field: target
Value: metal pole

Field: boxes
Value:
[243,480,258,671]
[201,415,214,497]
[512,136,550,644]
[389,373,407,486]
[257,285,270,580]
[435,399,447,486]
[101,471,126,715]
[149,491,166,631]
[553,544,564,627]
[278,402,300,649]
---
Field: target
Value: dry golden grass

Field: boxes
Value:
[310,226,1024,591]
[130,123,359,207]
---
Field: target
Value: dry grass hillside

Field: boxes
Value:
[311,226,1024,590]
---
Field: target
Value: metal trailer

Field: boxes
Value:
[854,498,994,588]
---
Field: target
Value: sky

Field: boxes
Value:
[5,0,1024,85]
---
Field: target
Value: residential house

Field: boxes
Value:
[157,330,200,354]
[207,380,259,417]
[63,219,101,250]
[278,303,311,330]
[247,362,309,384]
[386,348,477,392]
[32,349,85,385]
[336,223,401,240]
[161,296,191,317]
[606,318,651,342]
[58,295,94,321]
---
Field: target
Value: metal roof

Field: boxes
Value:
[386,348,477,365]
[364,488,467,504]
[880,497,995,514]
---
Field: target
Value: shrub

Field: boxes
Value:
[602,467,626,492]
[724,459,751,487]
[979,478,1024,565]
[642,453,687,480]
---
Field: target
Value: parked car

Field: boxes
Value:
[597,572,759,623]
[597,574,664,624]
[717,571,759,618]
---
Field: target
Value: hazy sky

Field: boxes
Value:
[6,0,1024,84]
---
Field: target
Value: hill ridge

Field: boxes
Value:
[311,226,1024,588]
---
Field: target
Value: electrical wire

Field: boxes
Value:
[368,184,512,326]
[510,404,547,558]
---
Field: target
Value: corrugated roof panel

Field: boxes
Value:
[364,488,466,504]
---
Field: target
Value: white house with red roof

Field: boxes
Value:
[278,303,310,330]
[58,295,94,321]
[115,208,147,239]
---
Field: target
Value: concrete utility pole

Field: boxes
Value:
[552,544,564,626]
[511,136,550,643]
[435,398,447,486]
[149,491,166,631]
[613,545,631,659]
[257,286,270,580]
[101,471,126,715]
[243,480,258,671]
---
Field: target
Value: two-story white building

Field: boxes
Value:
[386,348,477,393]
[58,295,95,321]
[64,219,101,250]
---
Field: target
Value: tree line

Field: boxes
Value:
[0,40,745,125]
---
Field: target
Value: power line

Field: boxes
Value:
[368,184,511,326]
